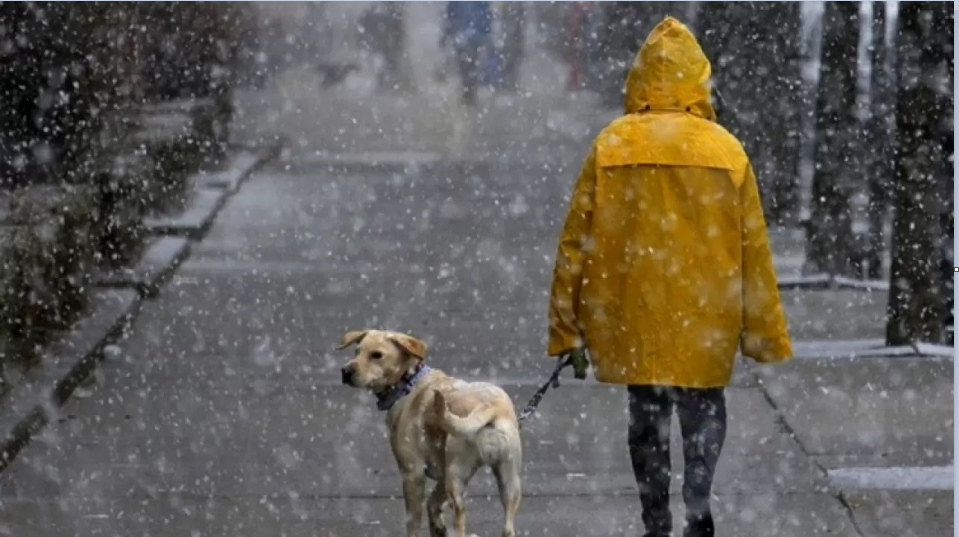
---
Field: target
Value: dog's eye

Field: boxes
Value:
[370,351,383,360]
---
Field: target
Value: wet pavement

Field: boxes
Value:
[0,61,953,537]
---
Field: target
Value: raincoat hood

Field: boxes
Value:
[624,17,716,121]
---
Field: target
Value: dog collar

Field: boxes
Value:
[376,364,431,412]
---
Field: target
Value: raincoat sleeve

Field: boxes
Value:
[740,164,793,363]
[547,145,596,356]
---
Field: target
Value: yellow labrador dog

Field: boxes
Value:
[338,329,522,537]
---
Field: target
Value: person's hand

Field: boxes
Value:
[564,347,589,379]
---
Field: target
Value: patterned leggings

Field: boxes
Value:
[627,385,727,537]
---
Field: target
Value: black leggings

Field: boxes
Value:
[627,385,727,537]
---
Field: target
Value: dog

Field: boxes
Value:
[338,329,522,537]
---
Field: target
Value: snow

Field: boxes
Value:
[828,465,954,491]
[0,2,952,536]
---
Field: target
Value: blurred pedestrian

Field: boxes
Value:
[546,17,792,537]
[564,2,588,92]
[441,1,493,106]
[359,2,410,93]
[499,1,526,92]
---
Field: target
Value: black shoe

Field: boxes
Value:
[683,514,715,537]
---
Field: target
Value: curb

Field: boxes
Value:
[143,145,279,239]
[143,188,229,239]
[295,158,492,178]
[790,344,954,360]
[91,236,191,298]
[0,289,140,473]
[279,153,579,178]
[197,143,280,193]
[196,152,260,192]
[277,149,538,177]
[778,274,890,292]
[767,338,954,360]
[0,141,281,475]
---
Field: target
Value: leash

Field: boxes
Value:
[517,354,573,428]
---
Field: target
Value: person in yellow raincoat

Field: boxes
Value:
[547,16,792,537]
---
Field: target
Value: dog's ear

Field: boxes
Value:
[388,334,428,360]
[336,330,368,350]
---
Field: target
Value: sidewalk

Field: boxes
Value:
[229,29,604,170]
[218,17,953,533]
[0,35,951,534]
[0,112,951,536]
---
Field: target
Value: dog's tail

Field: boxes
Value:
[432,390,499,437]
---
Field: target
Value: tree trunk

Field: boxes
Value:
[885,2,952,345]
[696,3,802,226]
[597,2,680,107]
[805,1,860,278]
[864,2,894,279]
[755,3,803,226]
[696,2,757,142]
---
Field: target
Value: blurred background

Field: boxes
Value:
[0,3,953,535]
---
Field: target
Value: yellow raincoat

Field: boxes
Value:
[547,17,792,387]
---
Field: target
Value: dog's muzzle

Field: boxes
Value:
[341,365,355,386]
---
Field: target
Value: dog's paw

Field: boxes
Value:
[428,522,447,537]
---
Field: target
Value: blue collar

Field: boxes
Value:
[376,364,431,412]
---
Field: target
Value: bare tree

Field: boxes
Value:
[805,1,860,277]
[594,2,682,107]
[752,3,803,226]
[696,2,803,226]
[863,2,895,279]
[886,2,953,345]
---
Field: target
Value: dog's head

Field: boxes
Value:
[336,329,428,391]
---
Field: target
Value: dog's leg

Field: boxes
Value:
[445,470,467,537]
[402,474,426,537]
[444,460,481,537]
[427,481,448,537]
[493,456,522,537]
